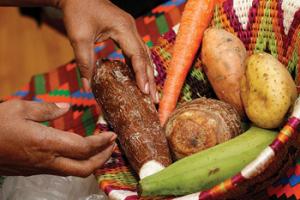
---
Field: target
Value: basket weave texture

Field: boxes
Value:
[2,0,300,199]
[95,0,300,199]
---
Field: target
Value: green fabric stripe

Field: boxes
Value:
[82,109,95,136]
[49,89,70,97]
[191,68,205,81]
[182,84,192,102]
[146,41,153,47]
[76,68,83,89]
[287,49,299,74]
[42,121,50,126]
[34,74,46,94]
[98,172,137,185]
[254,0,278,57]
[213,6,222,28]
[156,14,169,34]
[159,48,172,61]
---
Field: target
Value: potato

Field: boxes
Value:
[202,28,247,118]
[241,52,297,129]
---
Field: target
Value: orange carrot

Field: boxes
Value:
[158,0,216,125]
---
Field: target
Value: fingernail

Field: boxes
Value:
[103,132,117,142]
[112,143,118,151]
[55,102,70,109]
[144,83,149,94]
[82,78,91,92]
[110,134,117,142]
[154,67,159,77]
[156,92,160,103]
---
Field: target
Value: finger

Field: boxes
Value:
[71,37,94,90]
[85,132,117,154]
[50,143,115,177]
[28,122,116,160]
[112,29,150,94]
[147,65,158,103]
[145,46,158,103]
[22,101,70,122]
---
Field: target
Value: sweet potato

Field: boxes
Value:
[201,28,247,117]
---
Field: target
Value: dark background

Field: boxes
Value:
[111,0,167,17]
[20,0,167,23]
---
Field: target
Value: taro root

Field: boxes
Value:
[91,59,172,179]
[164,98,242,160]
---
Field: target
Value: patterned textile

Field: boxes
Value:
[3,0,300,199]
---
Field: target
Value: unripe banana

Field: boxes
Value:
[138,126,276,197]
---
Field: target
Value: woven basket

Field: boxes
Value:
[94,0,300,199]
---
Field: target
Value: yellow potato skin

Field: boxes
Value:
[241,52,297,129]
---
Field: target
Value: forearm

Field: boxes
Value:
[0,0,60,7]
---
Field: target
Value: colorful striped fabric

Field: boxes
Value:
[3,0,300,199]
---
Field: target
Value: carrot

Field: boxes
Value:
[158,0,216,125]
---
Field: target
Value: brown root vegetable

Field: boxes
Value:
[91,59,172,179]
[201,28,247,118]
[164,98,242,160]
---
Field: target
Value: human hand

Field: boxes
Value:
[0,100,116,177]
[58,0,158,103]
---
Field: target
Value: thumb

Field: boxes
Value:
[23,101,70,122]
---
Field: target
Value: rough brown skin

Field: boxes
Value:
[165,98,242,160]
[91,59,172,174]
